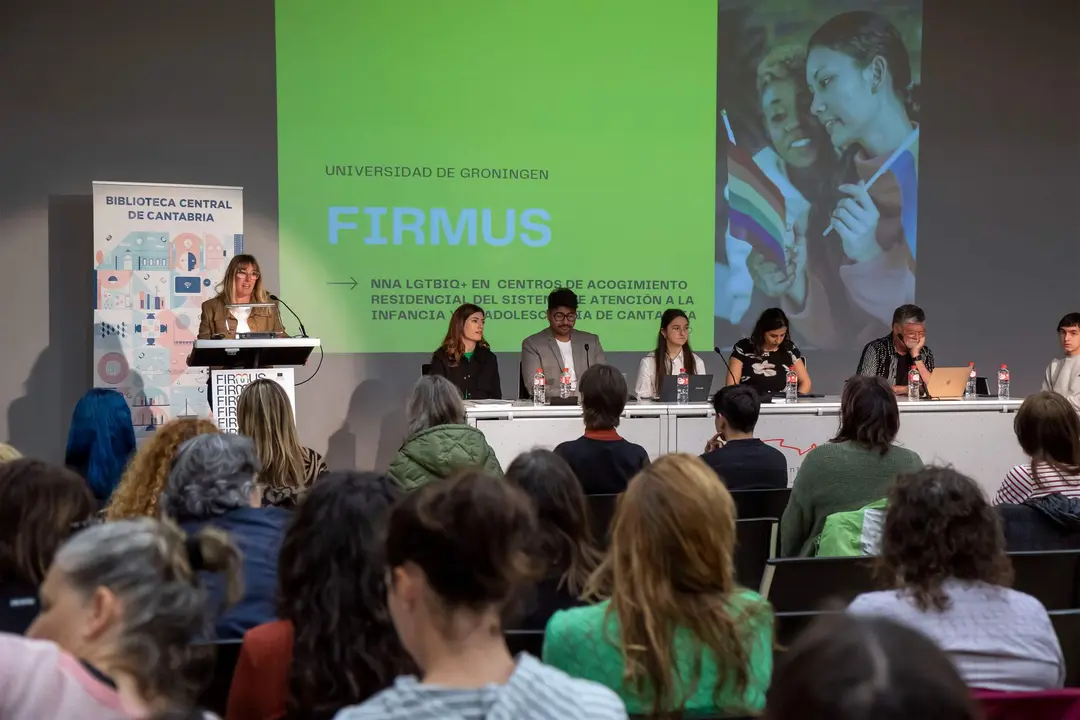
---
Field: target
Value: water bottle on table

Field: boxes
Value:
[532,367,546,405]
[676,368,689,405]
[784,367,798,402]
[559,367,572,399]
[965,362,977,398]
[998,364,1010,400]
[907,366,921,401]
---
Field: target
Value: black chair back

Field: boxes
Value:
[766,556,877,613]
[774,610,843,647]
[1050,610,1080,687]
[518,362,530,399]
[586,493,620,548]
[505,630,545,657]
[1009,549,1080,611]
[735,518,774,592]
[194,639,244,717]
[730,488,792,521]
[421,363,432,376]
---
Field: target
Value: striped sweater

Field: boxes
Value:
[994,461,1080,505]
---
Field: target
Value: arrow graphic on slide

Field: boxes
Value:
[327,277,358,290]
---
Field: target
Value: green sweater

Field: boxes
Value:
[780,441,923,557]
[542,594,773,716]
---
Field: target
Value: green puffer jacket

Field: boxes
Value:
[387,424,503,491]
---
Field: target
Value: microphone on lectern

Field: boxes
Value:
[269,294,309,338]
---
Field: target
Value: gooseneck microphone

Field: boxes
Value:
[584,342,591,369]
[714,346,735,385]
[269,294,309,338]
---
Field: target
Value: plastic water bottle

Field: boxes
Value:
[908,366,921,401]
[559,367,572,399]
[676,368,690,405]
[998,364,1010,400]
[965,362,977,399]
[784,367,798,402]
[532,368,546,405]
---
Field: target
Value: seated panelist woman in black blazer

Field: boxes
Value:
[429,303,502,400]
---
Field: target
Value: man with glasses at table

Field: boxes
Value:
[856,304,935,396]
[521,288,606,396]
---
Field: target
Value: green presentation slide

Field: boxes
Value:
[276,0,717,353]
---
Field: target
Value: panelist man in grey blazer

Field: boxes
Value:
[521,287,606,395]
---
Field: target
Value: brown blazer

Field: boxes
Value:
[197,295,287,339]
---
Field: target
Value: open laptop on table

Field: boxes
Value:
[925,367,971,399]
[659,374,713,402]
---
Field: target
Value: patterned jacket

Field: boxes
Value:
[855,335,935,381]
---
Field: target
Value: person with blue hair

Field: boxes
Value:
[64,388,136,504]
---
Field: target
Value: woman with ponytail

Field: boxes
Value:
[0,518,241,718]
[791,11,921,349]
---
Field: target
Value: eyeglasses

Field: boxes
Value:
[236,270,259,279]
[668,326,692,334]
[552,312,577,322]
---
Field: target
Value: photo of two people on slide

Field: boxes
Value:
[716,3,921,351]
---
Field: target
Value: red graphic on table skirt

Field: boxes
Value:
[762,439,818,456]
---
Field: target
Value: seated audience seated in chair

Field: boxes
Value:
[335,468,627,719]
[237,378,328,508]
[162,433,290,641]
[227,471,413,720]
[64,387,137,507]
[700,384,787,491]
[554,364,650,495]
[505,449,603,630]
[544,454,774,718]
[0,459,95,635]
[848,467,1064,692]
[764,613,981,720]
[995,391,1080,506]
[4,518,240,718]
[781,375,922,557]
[105,417,219,521]
[388,374,502,491]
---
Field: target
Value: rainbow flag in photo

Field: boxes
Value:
[886,134,919,260]
[727,143,787,267]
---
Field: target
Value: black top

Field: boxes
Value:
[554,433,650,495]
[894,352,914,387]
[998,494,1080,552]
[700,438,788,491]
[731,338,804,395]
[0,576,40,635]
[513,574,587,631]
[430,346,502,400]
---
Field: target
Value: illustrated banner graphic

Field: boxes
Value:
[92,181,244,436]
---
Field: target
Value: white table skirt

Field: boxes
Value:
[466,397,1025,499]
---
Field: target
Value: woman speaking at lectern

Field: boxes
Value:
[197,254,286,340]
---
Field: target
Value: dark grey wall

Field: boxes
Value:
[1,0,1078,465]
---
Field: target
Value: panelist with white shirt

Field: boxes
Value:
[520,288,605,395]
[195,254,286,341]
[634,308,706,399]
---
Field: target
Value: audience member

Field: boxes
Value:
[0,442,21,463]
[764,614,980,720]
[544,454,773,717]
[554,364,649,495]
[388,375,502,490]
[0,459,95,634]
[237,379,327,507]
[505,449,603,630]
[336,468,626,719]
[780,375,922,556]
[849,467,1064,691]
[227,472,412,720]
[2,518,241,718]
[995,391,1080,505]
[161,433,289,640]
[700,384,787,490]
[64,388,137,505]
[105,418,219,521]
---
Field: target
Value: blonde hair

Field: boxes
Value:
[586,453,770,717]
[106,418,219,521]
[216,254,270,306]
[237,379,306,492]
[0,442,21,463]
